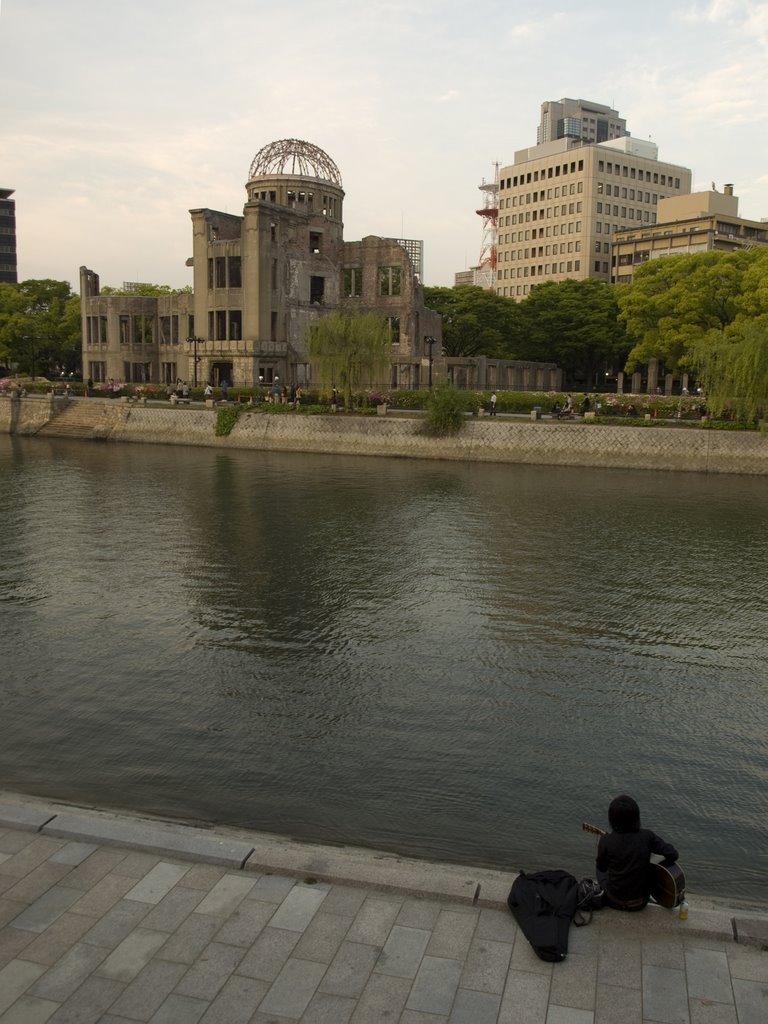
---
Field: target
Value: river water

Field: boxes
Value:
[1,435,767,903]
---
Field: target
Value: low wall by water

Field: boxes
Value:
[2,394,768,474]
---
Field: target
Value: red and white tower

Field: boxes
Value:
[475,163,499,290]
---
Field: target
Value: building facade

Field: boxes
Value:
[494,133,692,300]
[0,188,17,284]
[81,140,441,390]
[536,98,627,146]
[612,186,768,283]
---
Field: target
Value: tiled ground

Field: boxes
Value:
[1,827,767,1023]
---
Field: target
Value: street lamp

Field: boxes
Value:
[424,335,436,388]
[186,336,204,387]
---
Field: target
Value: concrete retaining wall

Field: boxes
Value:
[3,394,768,475]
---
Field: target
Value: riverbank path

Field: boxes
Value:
[1,794,766,1023]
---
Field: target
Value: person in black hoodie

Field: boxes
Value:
[596,795,678,911]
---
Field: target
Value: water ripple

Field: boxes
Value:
[1,439,768,900]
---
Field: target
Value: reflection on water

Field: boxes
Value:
[1,435,767,901]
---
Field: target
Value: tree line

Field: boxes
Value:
[3,250,768,418]
[425,246,768,414]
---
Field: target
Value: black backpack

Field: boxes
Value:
[507,869,579,962]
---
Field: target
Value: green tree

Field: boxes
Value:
[691,321,768,421]
[731,248,768,323]
[0,279,82,377]
[423,285,524,357]
[619,250,757,373]
[305,308,391,408]
[518,278,629,385]
[100,283,192,295]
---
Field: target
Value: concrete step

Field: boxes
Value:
[37,400,113,440]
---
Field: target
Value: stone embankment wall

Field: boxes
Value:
[2,395,767,475]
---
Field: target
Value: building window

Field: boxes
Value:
[379,266,401,296]
[309,232,322,254]
[89,361,107,383]
[119,315,130,344]
[310,276,325,304]
[215,257,226,289]
[160,362,177,384]
[134,316,153,344]
[215,310,226,339]
[344,267,363,297]
[388,316,401,344]
[228,256,242,288]
[229,310,242,340]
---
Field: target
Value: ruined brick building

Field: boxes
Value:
[80,139,442,390]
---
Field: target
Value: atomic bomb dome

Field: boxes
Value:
[80,135,449,398]
[247,139,343,187]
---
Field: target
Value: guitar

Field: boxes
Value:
[581,822,686,909]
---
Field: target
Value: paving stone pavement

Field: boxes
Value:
[1,815,767,1023]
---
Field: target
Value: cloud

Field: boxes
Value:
[681,0,748,23]
[503,12,567,40]
[745,2,768,39]
[673,61,768,125]
[435,89,460,103]
[681,0,768,30]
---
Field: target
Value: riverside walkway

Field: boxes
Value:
[1,794,766,1023]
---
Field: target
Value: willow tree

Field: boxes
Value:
[305,308,391,408]
[691,321,768,421]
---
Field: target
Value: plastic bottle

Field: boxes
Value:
[678,899,689,921]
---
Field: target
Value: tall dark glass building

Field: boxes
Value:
[0,188,18,283]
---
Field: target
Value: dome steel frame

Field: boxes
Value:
[248,139,343,187]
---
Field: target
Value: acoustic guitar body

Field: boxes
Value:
[650,861,686,908]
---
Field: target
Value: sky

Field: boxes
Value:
[2,0,767,292]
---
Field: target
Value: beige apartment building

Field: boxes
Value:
[495,133,692,300]
[612,186,768,283]
[80,140,441,391]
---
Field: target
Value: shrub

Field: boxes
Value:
[215,406,241,436]
[422,384,467,436]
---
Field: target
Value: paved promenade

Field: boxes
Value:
[1,795,766,1023]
